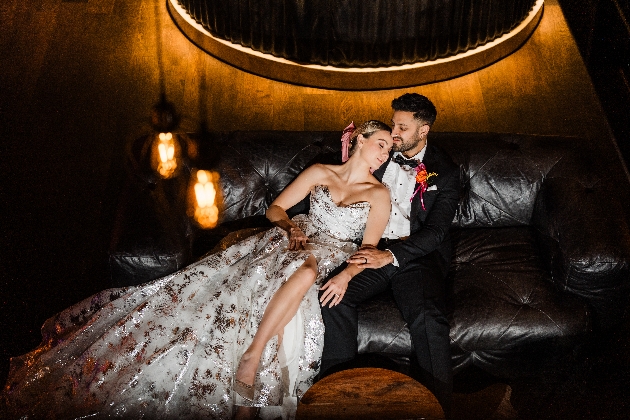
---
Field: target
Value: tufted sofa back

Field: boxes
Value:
[207,131,627,230]
[444,134,561,228]
[208,131,337,223]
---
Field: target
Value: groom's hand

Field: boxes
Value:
[347,245,394,269]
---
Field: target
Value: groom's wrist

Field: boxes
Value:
[385,249,399,267]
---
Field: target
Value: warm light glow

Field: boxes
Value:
[154,132,178,178]
[192,170,220,229]
[168,0,544,89]
[197,170,208,183]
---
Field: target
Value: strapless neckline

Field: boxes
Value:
[317,185,371,209]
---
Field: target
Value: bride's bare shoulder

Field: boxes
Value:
[295,164,345,191]
[315,163,340,172]
[366,181,390,201]
[301,163,332,178]
[311,163,347,180]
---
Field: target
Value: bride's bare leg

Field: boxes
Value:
[235,255,318,388]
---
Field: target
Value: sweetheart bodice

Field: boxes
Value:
[304,185,371,243]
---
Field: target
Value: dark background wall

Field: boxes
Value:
[559,0,630,164]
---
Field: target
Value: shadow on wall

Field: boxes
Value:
[559,0,630,169]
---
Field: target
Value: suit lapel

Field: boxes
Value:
[410,145,441,225]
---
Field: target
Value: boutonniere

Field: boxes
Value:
[410,163,438,210]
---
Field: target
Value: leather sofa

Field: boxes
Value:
[109,130,630,378]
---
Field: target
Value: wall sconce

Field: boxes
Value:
[189,169,222,229]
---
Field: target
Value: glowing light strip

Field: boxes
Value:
[168,0,544,87]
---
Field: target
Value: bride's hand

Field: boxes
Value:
[320,272,350,308]
[288,227,308,250]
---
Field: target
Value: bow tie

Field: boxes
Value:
[392,154,419,168]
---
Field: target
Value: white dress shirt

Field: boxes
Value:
[381,143,428,266]
[382,144,427,239]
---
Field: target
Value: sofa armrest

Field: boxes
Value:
[533,159,630,330]
[108,177,193,287]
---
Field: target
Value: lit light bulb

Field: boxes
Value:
[197,170,209,183]
[192,169,220,229]
[155,132,178,178]
[158,143,168,162]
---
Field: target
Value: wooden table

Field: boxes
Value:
[296,368,445,420]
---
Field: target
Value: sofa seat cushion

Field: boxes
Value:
[356,227,591,374]
[357,291,411,356]
[448,227,591,372]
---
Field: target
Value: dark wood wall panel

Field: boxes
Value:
[559,0,630,164]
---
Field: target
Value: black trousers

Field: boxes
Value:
[319,250,452,412]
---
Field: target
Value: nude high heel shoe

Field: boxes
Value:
[233,378,255,402]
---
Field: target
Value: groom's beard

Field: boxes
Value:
[392,128,422,154]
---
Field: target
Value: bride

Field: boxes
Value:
[1,121,393,420]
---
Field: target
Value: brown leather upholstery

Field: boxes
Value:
[109,131,630,377]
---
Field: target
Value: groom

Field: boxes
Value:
[319,93,460,414]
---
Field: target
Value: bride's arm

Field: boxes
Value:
[266,205,309,250]
[320,186,391,307]
[360,187,393,247]
[266,164,326,250]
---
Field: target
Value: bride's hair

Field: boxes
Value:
[348,120,391,156]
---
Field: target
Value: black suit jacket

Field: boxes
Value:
[372,144,460,269]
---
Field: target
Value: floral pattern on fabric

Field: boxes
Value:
[2,185,370,419]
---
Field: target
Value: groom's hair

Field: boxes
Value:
[391,93,437,126]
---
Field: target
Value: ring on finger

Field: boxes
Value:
[364,257,368,264]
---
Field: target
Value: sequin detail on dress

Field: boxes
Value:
[1,185,370,419]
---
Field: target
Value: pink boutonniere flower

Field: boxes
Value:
[410,163,438,210]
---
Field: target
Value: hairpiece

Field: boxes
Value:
[340,121,355,163]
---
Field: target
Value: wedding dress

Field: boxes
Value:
[1,185,370,419]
